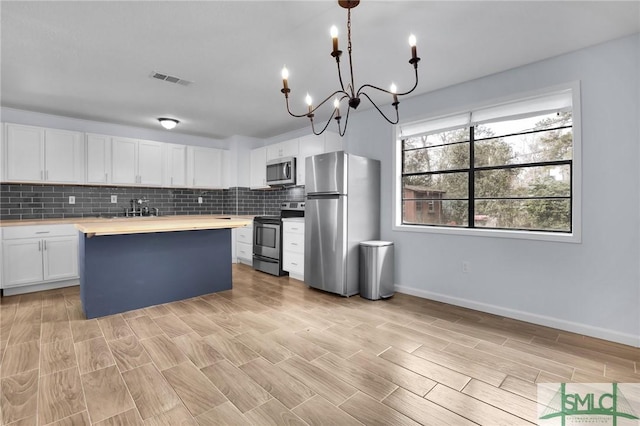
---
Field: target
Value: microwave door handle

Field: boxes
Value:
[283,163,290,179]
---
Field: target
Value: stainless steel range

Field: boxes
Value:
[253,201,304,276]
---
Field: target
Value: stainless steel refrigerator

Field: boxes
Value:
[305,151,380,296]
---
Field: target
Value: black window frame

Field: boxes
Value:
[400,115,574,234]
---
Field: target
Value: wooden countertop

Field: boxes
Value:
[74,215,253,237]
[0,215,255,228]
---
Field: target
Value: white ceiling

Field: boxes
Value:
[1,1,639,140]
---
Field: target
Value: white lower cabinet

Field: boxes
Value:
[2,225,79,291]
[282,218,304,280]
[236,223,253,265]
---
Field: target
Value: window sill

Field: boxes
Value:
[392,223,581,243]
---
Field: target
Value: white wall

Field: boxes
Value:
[346,34,640,346]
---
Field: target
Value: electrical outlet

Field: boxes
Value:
[68,196,76,205]
[198,196,203,204]
[462,261,470,274]
[111,195,118,203]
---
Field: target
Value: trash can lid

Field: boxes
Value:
[360,240,394,247]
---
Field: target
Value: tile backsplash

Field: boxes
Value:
[0,183,305,220]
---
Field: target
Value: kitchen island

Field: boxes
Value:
[75,216,252,318]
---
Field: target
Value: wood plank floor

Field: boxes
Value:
[1,264,638,425]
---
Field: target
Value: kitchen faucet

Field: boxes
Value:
[125,197,158,216]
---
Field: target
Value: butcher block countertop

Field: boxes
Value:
[74,215,252,237]
[0,215,253,237]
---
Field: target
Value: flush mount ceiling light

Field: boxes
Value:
[280,0,420,136]
[158,118,179,130]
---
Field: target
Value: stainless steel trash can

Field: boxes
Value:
[359,241,394,300]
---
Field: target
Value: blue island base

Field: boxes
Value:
[79,229,232,319]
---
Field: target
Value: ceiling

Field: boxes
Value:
[2,1,639,140]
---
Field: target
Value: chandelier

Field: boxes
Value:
[280,0,420,137]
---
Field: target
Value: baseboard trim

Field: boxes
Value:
[3,279,79,296]
[395,284,640,348]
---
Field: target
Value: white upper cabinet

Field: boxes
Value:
[5,124,43,182]
[137,140,164,186]
[221,149,231,189]
[165,144,187,187]
[297,135,325,186]
[323,132,343,153]
[295,132,342,186]
[4,123,84,183]
[111,137,164,186]
[86,133,112,184]
[45,129,85,183]
[187,146,224,189]
[266,138,298,161]
[250,146,268,189]
[111,137,138,185]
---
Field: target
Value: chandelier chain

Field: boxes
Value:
[347,7,355,96]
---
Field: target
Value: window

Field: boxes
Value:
[397,86,579,240]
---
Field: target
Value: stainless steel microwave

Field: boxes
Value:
[266,157,296,186]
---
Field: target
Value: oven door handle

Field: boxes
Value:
[253,254,279,264]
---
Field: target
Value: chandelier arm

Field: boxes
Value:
[355,67,419,98]
[308,90,349,115]
[311,108,337,136]
[286,90,347,118]
[360,92,399,125]
[285,96,314,119]
[356,83,393,97]
[335,58,347,93]
[338,105,351,137]
[395,68,419,96]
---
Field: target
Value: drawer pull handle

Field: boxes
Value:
[35,231,50,234]
[291,262,298,266]
[291,243,298,246]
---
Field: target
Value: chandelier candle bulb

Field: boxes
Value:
[334,98,341,119]
[409,34,417,60]
[330,25,339,53]
[390,83,398,105]
[305,93,313,113]
[281,67,289,91]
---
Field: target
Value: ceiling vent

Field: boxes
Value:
[149,71,192,86]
